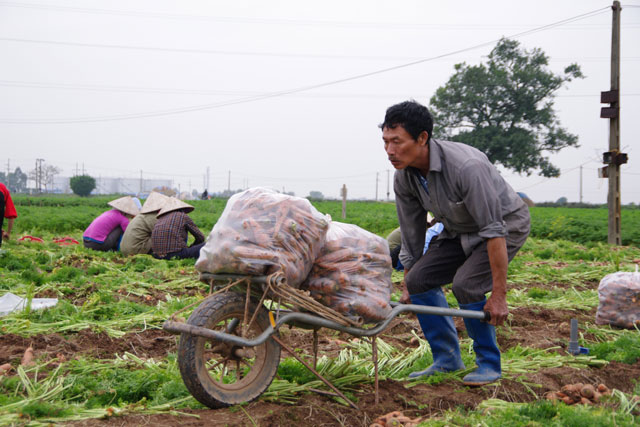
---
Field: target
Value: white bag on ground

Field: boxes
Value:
[596,270,640,329]
[301,221,393,323]
[195,187,330,288]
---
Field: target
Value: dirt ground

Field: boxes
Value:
[2,302,639,427]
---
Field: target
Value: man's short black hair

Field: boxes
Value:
[379,100,433,142]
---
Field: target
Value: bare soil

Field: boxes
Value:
[66,362,640,427]
[2,304,638,426]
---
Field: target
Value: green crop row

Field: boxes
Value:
[10,194,640,245]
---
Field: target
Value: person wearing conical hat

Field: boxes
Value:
[151,197,205,259]
[82,196,140,251]
[120,191,171,256]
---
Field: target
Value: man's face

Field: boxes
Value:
[383,125,425,170]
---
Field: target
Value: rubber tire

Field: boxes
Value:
[178,292,281,408]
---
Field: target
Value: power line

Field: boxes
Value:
[4,79,637,99]
[0,6,610,124]
[516,160,600,191]
[0,1,625,29]
[0,36,461,61]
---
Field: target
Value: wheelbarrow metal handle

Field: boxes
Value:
[163,304,489,348]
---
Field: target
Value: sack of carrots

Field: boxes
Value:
[301,221,393,323]
[595,270,640,329]
[195,187,331,288]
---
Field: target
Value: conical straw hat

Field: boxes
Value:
[108,196,140,216]
[140,191,171,214]
[157,197,194,216]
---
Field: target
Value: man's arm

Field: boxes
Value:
[3,218,14,239]
[185,216,205,245]
[484,236,509,326]
[399,268,411,304]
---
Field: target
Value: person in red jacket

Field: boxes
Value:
[0,182,18,247]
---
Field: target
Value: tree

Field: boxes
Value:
[29,161,61,193]
[429,38,584,177]
[0,168,28,193]
[308,191,324,201]
[43,165,61,192]
[70,175,96,197]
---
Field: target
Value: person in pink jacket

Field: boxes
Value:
[83,196,140,251]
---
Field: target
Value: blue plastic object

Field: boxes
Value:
[568,319,590,355]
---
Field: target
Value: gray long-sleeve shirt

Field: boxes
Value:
[395,139,530,270]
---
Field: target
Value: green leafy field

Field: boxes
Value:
[1,194,639,425]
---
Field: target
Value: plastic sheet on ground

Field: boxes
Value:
[0,292,59,316]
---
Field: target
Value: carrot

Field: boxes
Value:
[0,363,11,375]
[361,252,392,265]
[21,346,34,366]
[317,248,355,264]
[272,204,291,237]
[231,246,278,261]
[247,218,271,247]
[580,384,595,399]
[579,397,592,405]
[307,278,340,294]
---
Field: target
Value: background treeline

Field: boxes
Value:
[11,194,640,246]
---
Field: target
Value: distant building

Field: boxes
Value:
[48,176,173,195]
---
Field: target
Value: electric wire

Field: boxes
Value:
[0,1,626,29]
[2,79,637,99]
[0,6,611,124]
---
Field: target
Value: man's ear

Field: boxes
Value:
[418,131,429,146]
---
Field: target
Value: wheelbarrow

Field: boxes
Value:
[163,273,489,410]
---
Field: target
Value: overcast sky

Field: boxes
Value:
[1,0,639,203]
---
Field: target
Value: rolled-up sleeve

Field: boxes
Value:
[185,217,205,245]
[395,172,428,271]
[457,159,507,240]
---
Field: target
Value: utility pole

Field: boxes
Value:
[600,1,624,245]
[375,172,379,201]
[206,166,210,192]
[341,184,347,219]
[35,158,44,193]
[6,159,10,178]
[579,165,583,204]
[386,170,390,200]
[139,170,143,194]
[227,170,231,192]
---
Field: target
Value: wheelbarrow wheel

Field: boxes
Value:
[178,292,281,408]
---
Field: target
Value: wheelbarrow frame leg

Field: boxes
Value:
[271,335,359,410]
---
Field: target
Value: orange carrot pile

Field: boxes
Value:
[371,410,422,427]
[195,188,330,288]
[545,383,610,405]
[596,271,640,329]
[301,222,393,323]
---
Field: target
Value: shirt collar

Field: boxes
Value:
[428,139,443,173]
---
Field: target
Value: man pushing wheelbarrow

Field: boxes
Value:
[381,101,531,385]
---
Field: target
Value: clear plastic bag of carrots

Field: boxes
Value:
[301,221,393,323]
[195,187,331,288]
[596,270,640,329]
